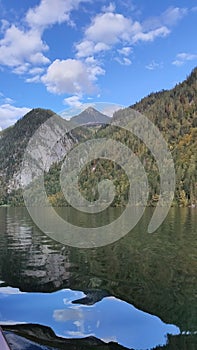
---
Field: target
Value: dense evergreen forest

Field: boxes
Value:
[0,67,196,207]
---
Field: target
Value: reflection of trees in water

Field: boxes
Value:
[0,207,196,332]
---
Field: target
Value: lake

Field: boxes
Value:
[0,207,196,350]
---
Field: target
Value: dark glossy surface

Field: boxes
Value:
[0,207,196,349]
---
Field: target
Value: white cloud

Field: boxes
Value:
[76,40,110,58]
[143,7,188,31]
[26,75,41,83]
[4,97,15,104]
[65,331,90,337]
[26,0,89,30]
[0,104,31,129]
[29,67,45,75]
[101,336,118,343]
[118,46,132,56]
[0,2,190,101]
[87,63,105,81]
[177,53,197,60]
[42,58,101,95]
[85,12,134,45]
[0,25,50,68]
[101,104,123,117]
[63,95,83,108]
[132,26,170,43]
[12,63,30,75]
[146,60,163,70]
[172,60,183,67]
[161,7,188,26]
[172,52,197,66]
[76,40,95,58]
[76,10,171,60]
[0,287,26,295]
[102,3,116,13]
[0,19,9,32]
[115,57,132,65]
[0,0,88,74]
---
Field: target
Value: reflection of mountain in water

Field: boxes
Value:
[72,289,110,305]
[3,324,197,350]
[0,207,196,336]
[3,323,128,350]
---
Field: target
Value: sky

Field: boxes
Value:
[0,0,196,129]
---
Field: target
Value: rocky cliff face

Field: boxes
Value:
[0,108,77,194]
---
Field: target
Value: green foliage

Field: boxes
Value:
[1,67,197,207]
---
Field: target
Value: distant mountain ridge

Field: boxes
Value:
[70,107,111,125]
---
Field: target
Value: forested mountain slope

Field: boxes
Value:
[0,67,196,206]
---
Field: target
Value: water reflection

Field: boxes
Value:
[0,207,196,348]
[0,287,180,350]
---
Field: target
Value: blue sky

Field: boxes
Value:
[0,0,196,129]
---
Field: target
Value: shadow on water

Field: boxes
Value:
[0,206,196,349]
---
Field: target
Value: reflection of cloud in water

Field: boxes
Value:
[102,336,118,343]
[53,297,180,350]
[0,321,26,325]
[54,307,91,338]
[66,330,91,337]
[53,308,86,322]
[0,287,26,296]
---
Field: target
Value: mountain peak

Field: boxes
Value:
[86,106,97,112]
[71,107,110,125]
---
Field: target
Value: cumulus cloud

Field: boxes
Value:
[76,40,110,58]
[26,0,89,30]
[0,0,88,75]
[0,1,190,100]
[85,12,135,45]
[0,25,50,68]
[41,58,102,95]
[0,104,31,129]
[132,26,170,43]
[63,95,83,108]
[76,12,139,58]
[172,52,197,66]
[76,9,172,59]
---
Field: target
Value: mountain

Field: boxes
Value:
[93,67,197,207]
[0,67,197,206]
[70,106,111,125]
[0,108,77,204]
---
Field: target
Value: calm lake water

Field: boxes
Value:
[0,207,196,349]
